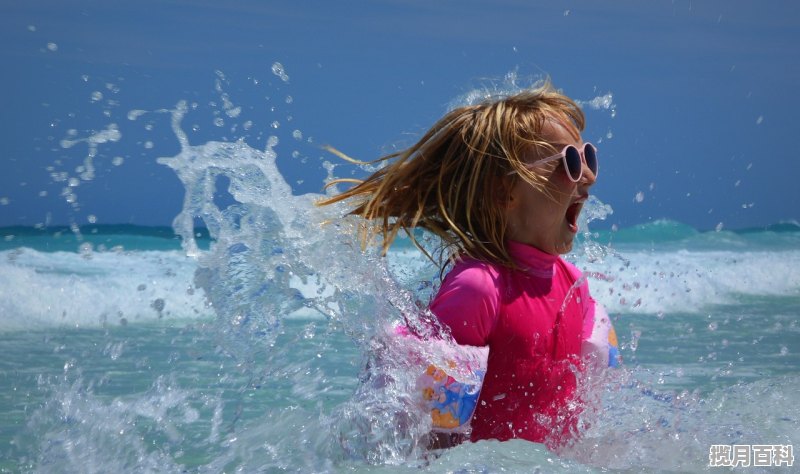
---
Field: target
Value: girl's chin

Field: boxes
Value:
[555,232,576,254]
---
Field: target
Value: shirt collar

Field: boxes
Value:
[507,240,557,278]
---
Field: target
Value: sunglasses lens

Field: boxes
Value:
[564,146,583,181]
[584,144,598,176]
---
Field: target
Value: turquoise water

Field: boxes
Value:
[0,225,208,253]
[2,219,798,472]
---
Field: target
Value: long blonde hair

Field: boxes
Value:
[317,80,585,270]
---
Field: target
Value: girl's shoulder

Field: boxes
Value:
[435,257,506,308]
[446,256,505,286]
[432,257,504,346]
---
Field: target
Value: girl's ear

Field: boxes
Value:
[497,177,517,210]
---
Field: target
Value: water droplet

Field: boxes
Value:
[126,109,145,121]
[634,191,644,203]
[629,330,641,352]
[271,62,289,82]
[226,106,242,118]
[46,42,58,52]
[78,242,93,257]
[151,298,165,313]
[90,91,103,102]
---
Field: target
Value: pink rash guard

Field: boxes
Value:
[429,240,595,446]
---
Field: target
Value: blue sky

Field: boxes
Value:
[2,0,798,231]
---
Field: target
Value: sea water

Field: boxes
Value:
[2,104,799,473]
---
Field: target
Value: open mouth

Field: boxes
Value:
[565,201,583,233]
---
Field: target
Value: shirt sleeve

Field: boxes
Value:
[429,261,500,347]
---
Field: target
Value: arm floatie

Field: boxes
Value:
[394,324,487,433]
[581,303,621,370]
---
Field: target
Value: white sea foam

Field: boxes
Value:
[0,248,210,331]
[3,243,798,332]
[574,247,800,314]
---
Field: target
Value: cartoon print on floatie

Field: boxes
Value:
[417,363,484,430]
[607,324,621,368]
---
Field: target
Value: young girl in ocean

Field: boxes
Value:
[320,80,612,449]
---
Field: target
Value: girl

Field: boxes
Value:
[320,80,609,448]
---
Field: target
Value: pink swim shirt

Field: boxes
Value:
[430,240,595,446]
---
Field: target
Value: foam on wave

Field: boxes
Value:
[0,248,210,331]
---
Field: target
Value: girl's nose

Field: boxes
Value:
[580,160,597,186]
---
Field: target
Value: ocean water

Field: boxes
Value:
[2,103,799,473]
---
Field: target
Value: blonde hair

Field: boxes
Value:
[318,80,586,270]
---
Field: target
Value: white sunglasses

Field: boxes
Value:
[512,143,598,182]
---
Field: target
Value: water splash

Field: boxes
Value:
[152,98,450,464]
